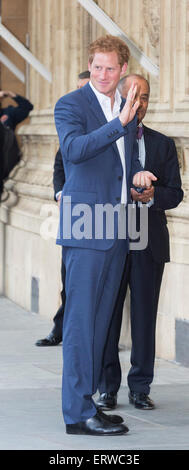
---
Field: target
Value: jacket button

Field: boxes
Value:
[116,197,120,201]
[118,176,122,181]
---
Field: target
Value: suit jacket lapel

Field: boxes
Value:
[143,125,161,180]
[81,83,108,126]
[82,83,125,161]
[143,125,153,170]
[124,113,137,177]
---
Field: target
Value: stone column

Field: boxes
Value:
[0,0,92,317]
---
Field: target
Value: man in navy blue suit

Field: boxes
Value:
[96,74,183,412]
[54,36,156,436]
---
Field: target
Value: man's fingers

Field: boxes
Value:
[131,188,138,195]
[133,171,157,188]
[130,101,140,116]
[147,171,157,181]
[127,82,135,97]
[145,176,152,188]
[131,188,140,201]
[119,83,139,125]
[143,188,153,195]
[145,172,157,188]
[126,83,137,105]
[140,173,145,187]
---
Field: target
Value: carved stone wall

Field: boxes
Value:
[28,0,91,110]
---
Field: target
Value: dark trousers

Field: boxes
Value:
[98,254,131,394]
[128,249,164,394]
[98,248,164,395]
[52,256,66,337]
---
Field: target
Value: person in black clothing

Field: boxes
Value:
[0,90,33,199]
[35,71,90,347]
[35,147,66,346]
[0,90,33,130]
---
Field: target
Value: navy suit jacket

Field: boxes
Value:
[141,125,183,263]
[54,83,141,250]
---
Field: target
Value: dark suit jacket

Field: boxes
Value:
[0,94,33,131]
[53,148,65,199]
[54,82,141,250]
[142,125,183,263]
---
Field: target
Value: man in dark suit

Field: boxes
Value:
[96,74,183,412]
[35,146,66,346]
[35,72,91,347]
[54,36,156,435]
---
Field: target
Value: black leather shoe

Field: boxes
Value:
[35,332,62,346]
[98,409,124,424]
[96,392,117,410]
[66,411,128,435]
[129,391,155,410]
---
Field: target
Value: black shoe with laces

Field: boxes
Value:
[129,391,155,410]
[35,331,62,346]
[66,411,128,435]
[95,392,117,410]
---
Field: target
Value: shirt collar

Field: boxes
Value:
[89,81,122,112]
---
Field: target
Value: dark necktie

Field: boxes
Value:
[136,125,143,140]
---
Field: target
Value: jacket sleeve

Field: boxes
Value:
[153,138,184,210]
[5,95,33,129]
[54,96,131,164]
[53,148,65,199]
[13,94,33,112]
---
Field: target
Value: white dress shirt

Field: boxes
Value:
[137,122,154,207]
[89,81,127,205]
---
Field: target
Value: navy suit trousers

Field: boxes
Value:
[62,239,127,424]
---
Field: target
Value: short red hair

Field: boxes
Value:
[88,35,130,67]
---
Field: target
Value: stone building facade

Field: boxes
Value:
[0,0,189,365]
